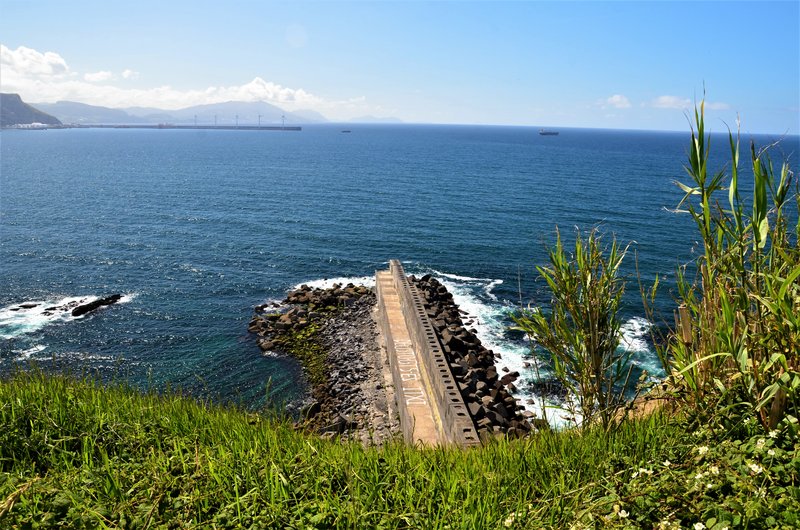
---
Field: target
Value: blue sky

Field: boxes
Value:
[1,0,798,132]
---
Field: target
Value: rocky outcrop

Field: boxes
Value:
[409,275,533,439]
[71,294,123,317]
[31,295,123,317]
[1,93,62,127]
[250,283,399,444]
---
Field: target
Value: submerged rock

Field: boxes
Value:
[71,294,123,317]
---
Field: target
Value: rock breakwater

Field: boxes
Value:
[249,283,399,445]
[409,275,534,438]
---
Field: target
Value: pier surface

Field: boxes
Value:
[376,261,481,447]
[376,269,443,444]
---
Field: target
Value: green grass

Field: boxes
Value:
[2,372,796,529]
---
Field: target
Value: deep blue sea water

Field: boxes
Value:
[1,124,797,411]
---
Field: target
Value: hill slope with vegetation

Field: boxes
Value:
[0,93,62,127]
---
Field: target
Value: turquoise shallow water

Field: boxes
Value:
[1,124,797,409]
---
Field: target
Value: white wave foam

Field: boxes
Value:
[429,269,495,282]
[119,293,138,304]
[483,279,503,301]
[433,274,535,392]
[292,275,375,291]
[429,270,661,428]
[14,344,47,360]
[0,294,133,340]
[619,316,652,353]
[0,296,95,339]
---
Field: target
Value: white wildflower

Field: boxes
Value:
[768,449,776,457]
[756,438,766,450]
[618,510,629,519]
[768,430,779,438]
[663,460,672,467]
[694,523,706,530]
[706,482,713,489]
[697,446,709,456]
[748,462,763,474]
[710,465,719,475]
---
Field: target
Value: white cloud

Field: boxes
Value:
[649,95,730,111]
[0,44,382,120]
[605,94,631,109]
[84,70,115,82]
[705,101,730,110]
[1,44,69,78]
[651,95,692,109]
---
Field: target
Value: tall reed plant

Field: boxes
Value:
[514,229,633,431]
[650,101,799,433]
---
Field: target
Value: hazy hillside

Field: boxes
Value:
[0,93,62,127]
[32,100,327,125]
[34,101,146,125]
[167,100,314,125]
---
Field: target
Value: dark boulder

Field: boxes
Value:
[71,294,123,317]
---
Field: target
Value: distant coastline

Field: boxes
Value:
[1,123,301,131]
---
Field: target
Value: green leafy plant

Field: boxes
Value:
[649,100,799,433]
[513,229,633,431]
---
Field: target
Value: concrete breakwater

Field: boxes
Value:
[376,261,532,447]
[247,261,533,447]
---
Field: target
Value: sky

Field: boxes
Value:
[1,0,798,133]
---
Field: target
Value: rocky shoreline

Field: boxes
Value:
[408,275,536,438]
[249,275,541,446]
[249,283,400,445]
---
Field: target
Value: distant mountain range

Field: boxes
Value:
[1,93,402,127]
[1,93,62,127]
[32,100,326,126]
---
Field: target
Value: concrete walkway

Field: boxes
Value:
[376,270,444,445]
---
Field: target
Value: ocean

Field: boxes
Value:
[2,124,797,411]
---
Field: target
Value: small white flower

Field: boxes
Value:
[618,510,629,519]
[768,430,779,438]
[748,462,763,474]
[710,465,719,475]
[768,449,776,456]
[663,460,672,467]
[694,523,706,530]
[756,438,766,450]
[706,482,713,489]
[697,446,709,456]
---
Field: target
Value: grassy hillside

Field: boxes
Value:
[1,372,796,529]
[0,93,62,127]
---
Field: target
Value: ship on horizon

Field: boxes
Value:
[539,128,559,136]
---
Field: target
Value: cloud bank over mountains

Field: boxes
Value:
[1,43,745,130]
[0,44,378,120]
